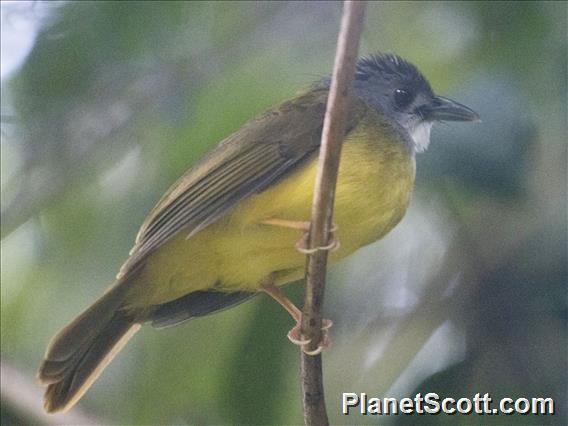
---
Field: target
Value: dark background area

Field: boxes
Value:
[1,1,566,424]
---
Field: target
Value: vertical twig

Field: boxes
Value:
[300,2,366,425]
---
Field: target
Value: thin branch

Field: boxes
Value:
[300,2,366,425]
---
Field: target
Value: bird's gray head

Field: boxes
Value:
[351,54,479,153]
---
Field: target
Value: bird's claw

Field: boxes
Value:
[287,326,311,346]
[287,319,333,355]
[295,225,340,254]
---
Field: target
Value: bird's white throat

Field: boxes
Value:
[410,122,433,153]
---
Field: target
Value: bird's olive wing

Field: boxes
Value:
[150,290,257,328]
[124,89,363,271]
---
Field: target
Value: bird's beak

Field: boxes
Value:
[425,96,480,122]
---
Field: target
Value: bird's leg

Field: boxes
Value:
[260,218,340,254]
[261,276,332,355]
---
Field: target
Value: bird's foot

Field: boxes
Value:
[260,276,333,355]
[260,218,340,254]
[295,227,340,254]
[287,319,333,356]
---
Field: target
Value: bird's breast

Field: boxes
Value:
[222,116,416,284]
[330,118,416,251]
[128,116,416,306]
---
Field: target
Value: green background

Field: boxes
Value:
[1,1,566,424]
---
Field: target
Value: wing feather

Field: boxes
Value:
[122,89,364,274]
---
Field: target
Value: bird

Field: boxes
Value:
[38,53,479,413]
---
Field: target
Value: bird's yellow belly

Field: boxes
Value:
[129,124,415,308]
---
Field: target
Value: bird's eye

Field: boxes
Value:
[394,88,414,108]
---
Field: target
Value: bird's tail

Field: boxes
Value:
[38,280,140,413]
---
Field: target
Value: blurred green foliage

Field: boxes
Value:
[1,1,566,425]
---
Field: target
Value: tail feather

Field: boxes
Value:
[38,280,139,413]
